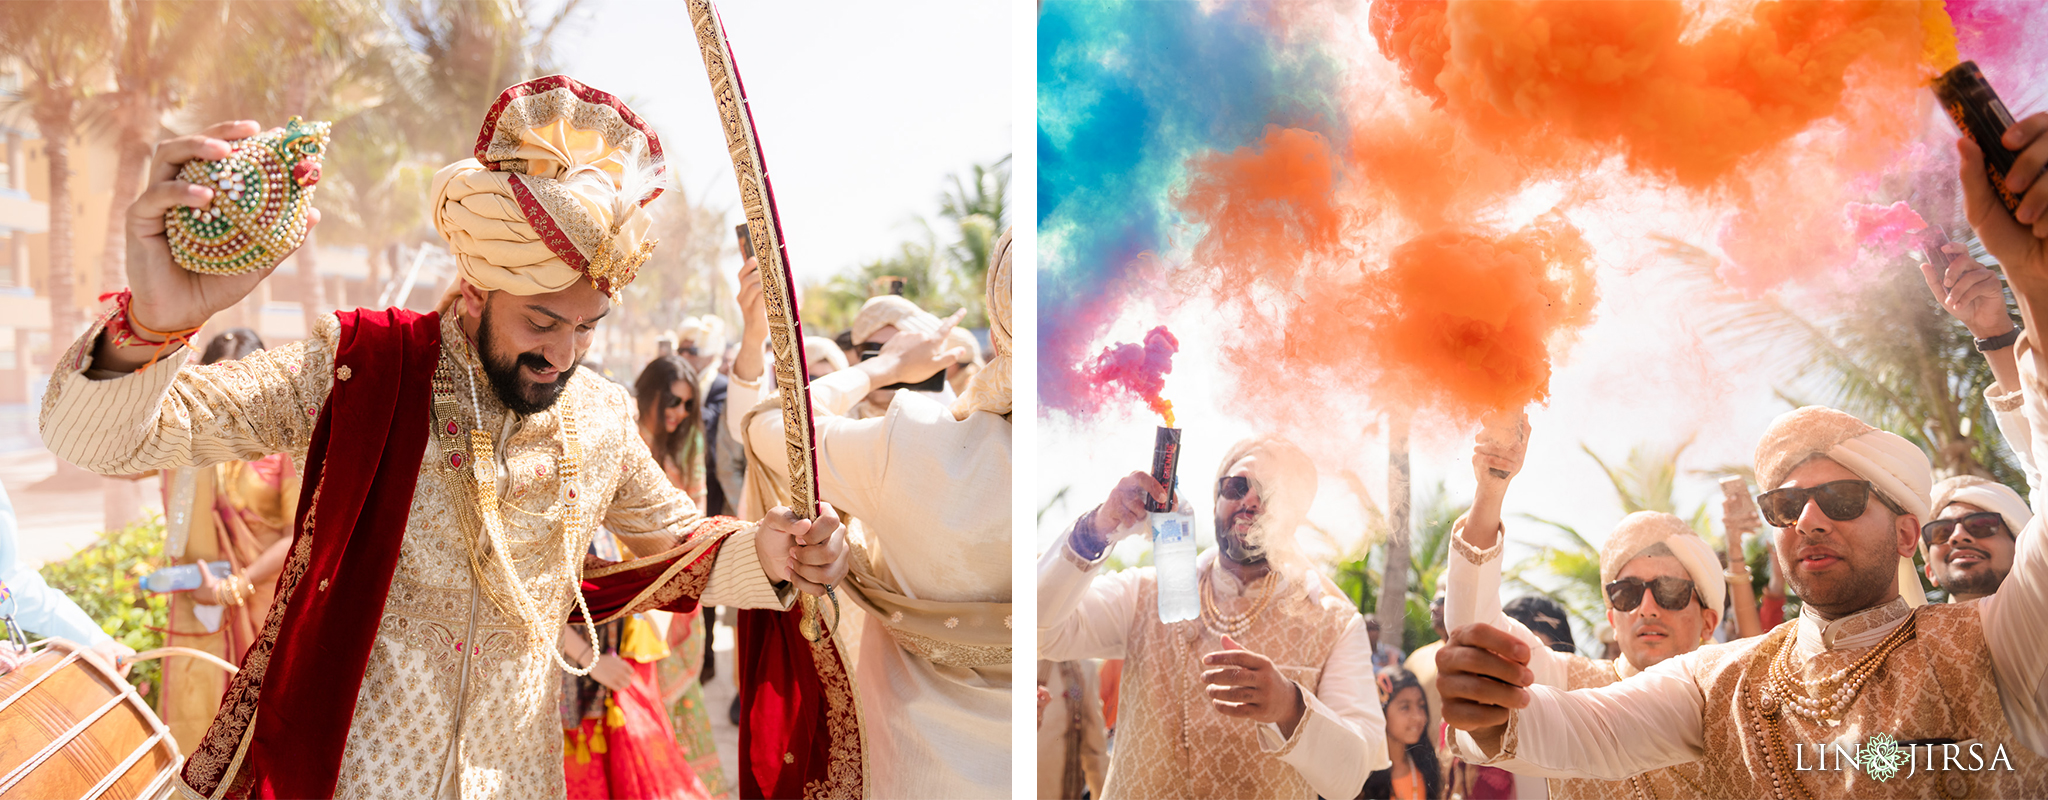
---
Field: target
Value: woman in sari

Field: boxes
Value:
[156,329,300,753]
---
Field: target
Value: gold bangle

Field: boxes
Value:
[220,574,249,608]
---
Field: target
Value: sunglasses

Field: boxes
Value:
[1604,576,1702,613]
[1755,480,1906,528]
[1217,475,1260,501]
[1922,511,2011,548]
[664,394,689,409]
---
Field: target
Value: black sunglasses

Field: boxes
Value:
[1604,576,1702,613]
[1922,511,2011,548]
[1756,480,1905,528]
[664,394,688,409]
[1217,475,1255,501]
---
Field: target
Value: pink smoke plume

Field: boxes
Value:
[1847,201,1930,257]
[1081,326,1181,426]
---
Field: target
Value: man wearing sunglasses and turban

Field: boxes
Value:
[38,77,851,799]
[1436,404,2048,796]
[1442,414,1723,799]
[1926,475,2033,603]
[1039,435,1386,800]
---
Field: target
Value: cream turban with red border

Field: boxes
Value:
[430,75,665,298]
[1753,406,1932,607]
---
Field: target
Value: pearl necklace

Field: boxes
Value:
[1758,610,1916,722]
[1199,566,1276,637]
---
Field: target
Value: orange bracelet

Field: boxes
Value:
[100,290,205,369]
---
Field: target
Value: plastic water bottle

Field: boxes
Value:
[1152,505,1200,623]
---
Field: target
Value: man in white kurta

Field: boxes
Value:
[1039,435,1385,800]
[727,234,1014,799]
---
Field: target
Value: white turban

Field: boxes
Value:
[1931,475,2033,540]
[804,335,849,374]
[852,295,941,344]
[1597,511,1726,625]
[1754,406,1932,607]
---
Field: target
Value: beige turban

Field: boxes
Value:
[1753,406,1931,606]
[945,326,983,365]
[852,295,941,344]
[1597,511,1726,620]
[431,76,664,298]
[1931,475,2033,540]
[676,316,727,356]
[804,335,849,374]
[953,229,1012,420]
[1214,434,1318,569]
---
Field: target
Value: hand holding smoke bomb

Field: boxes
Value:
[1086,470,1171,550]
[1935,62,2036,219]
[1915,230,2016,340]
[1943,64,2048,287]
[1473,412,1529,483]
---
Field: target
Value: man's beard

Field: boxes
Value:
[1781,546,1896,616]
[477,305,575,415]
[1214,508,1268,566]
[1940,552,2004,596]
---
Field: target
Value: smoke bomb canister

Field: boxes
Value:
[1148,426,1181,513]
[1934,61,2025,215]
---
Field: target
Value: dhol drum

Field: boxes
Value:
[0,639,180,799]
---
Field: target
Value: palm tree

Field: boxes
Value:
[1374,413,1412,650]
[0,0,114,346]
[937,154,1010,288]
[1659,225,2024,493]
[1331,476,1466,652]
[95,0,229,297]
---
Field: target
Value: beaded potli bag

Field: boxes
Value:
[165,117,330,275]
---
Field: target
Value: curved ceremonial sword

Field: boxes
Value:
[689,5,863,799]
[688,0,820,521]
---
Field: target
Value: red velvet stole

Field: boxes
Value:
[576,520,749,622]
[738,605,862,800]
[181,308,442,799]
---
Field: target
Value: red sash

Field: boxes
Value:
[181,308,441,799]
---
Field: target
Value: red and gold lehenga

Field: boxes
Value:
[561,610,710,800]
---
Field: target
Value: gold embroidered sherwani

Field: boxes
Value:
[40,313,790,799]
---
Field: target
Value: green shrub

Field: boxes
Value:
[37,514,168,708]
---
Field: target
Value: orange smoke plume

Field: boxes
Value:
[1376,0,1948,190]
[1335,216,1598,421]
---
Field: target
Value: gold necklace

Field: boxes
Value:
[440,335,599,677]
[1199,566,1276,637]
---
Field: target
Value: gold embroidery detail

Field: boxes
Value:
[337,365,353,381]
